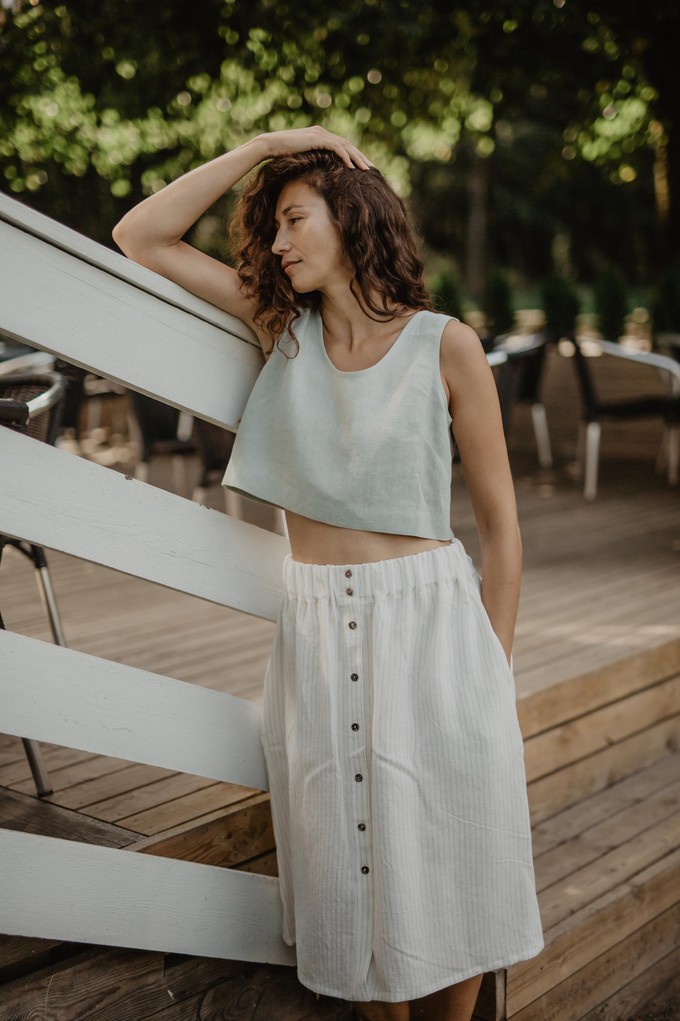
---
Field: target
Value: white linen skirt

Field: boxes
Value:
[260,537,545,1003]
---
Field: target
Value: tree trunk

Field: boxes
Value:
[465,146,490,300]
[662,124,680,266]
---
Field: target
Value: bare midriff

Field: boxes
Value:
[284,508,453,566]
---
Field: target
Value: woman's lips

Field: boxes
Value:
[283,261,300,274]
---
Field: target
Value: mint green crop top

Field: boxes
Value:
[221,306,457,540]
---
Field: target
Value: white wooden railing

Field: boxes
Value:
[0,193,296,966]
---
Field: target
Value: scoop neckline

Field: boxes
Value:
[317,308,424,376]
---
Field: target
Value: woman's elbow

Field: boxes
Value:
[111,217,133,255]
[111,218,155,269]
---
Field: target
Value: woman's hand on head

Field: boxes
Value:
[257,126,374,171]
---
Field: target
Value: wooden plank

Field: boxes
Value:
[506,845,680,1013]
[514,568,680,670]
[0,629,269,790]
[126,792,275,869]
[509,900,680,1020]
[524,673,680,782]
[0,828,296,966]
[0,218,261,432]
[0,944,350,1021]
[63,769,219,819]
[8,752,145,796]
[534,775,680,893]
[531,750,680,857]
[517,639,680,739]
[0,431,289,621]
[120,785,256,836]
[579,944,680,1021]
[0,933,74,985]
[0,786,139,845]
[527,713,680,823]
[0,743,133,789]
[0,947,248,1021]
[30,762,213,816]
[237,849,278,876]
[0,192,256,344]
[537,810,680,931]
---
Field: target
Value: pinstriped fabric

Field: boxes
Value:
[260,539,545,1004]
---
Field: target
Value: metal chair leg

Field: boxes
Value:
[584,421,602,500]
[32,546,68,647]
[668,424,679,486]
[29,544,64,795]
[531,402,553,469]
[21,737,53,797]
[171,453,191,498]
[0,552,54,797]
[575,422,586,479]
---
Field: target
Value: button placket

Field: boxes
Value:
[338,571,371,882]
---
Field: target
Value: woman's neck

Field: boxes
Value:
[319,286,413,343]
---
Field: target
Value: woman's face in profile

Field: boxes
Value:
[271,179,351,293]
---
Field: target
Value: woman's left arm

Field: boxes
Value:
[440,320,522,665]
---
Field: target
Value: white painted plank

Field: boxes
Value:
[0,220,261,430]
[0,630,269,790]
[0,428,289,620]
[0,828,296,965]
[0,192,258,344]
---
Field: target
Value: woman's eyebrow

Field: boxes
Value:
[274,204,309,226]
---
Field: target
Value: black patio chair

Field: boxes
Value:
[190,417,237,506]
[492,332,553,469]
[0,368,69,797]
[126,390,199,496]
[570,336,680,500]
[50,359,128,443]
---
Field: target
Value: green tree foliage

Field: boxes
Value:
[2,0,679,271]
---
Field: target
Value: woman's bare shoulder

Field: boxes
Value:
[440,318,488,372]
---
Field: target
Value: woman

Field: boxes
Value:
[112,126,544,1021]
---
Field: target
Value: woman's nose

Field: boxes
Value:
[271,229,289,255]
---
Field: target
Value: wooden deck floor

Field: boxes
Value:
[1,345,678,840]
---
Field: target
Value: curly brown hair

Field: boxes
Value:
[230,149,433,356]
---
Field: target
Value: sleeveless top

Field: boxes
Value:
[221,306,457,540]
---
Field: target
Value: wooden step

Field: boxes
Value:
[505,748,680,1020]
[0,944,352,1021]
[519,639,680,823]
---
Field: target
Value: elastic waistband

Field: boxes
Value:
[282,537,476,600]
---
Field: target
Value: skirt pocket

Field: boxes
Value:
[462,557,515,685]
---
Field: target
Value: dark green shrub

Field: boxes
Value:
[652,259,680,334]
[594,266,629,341]
[429,268,465,321]
[482,268,515,336]
[540,275,581,341]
